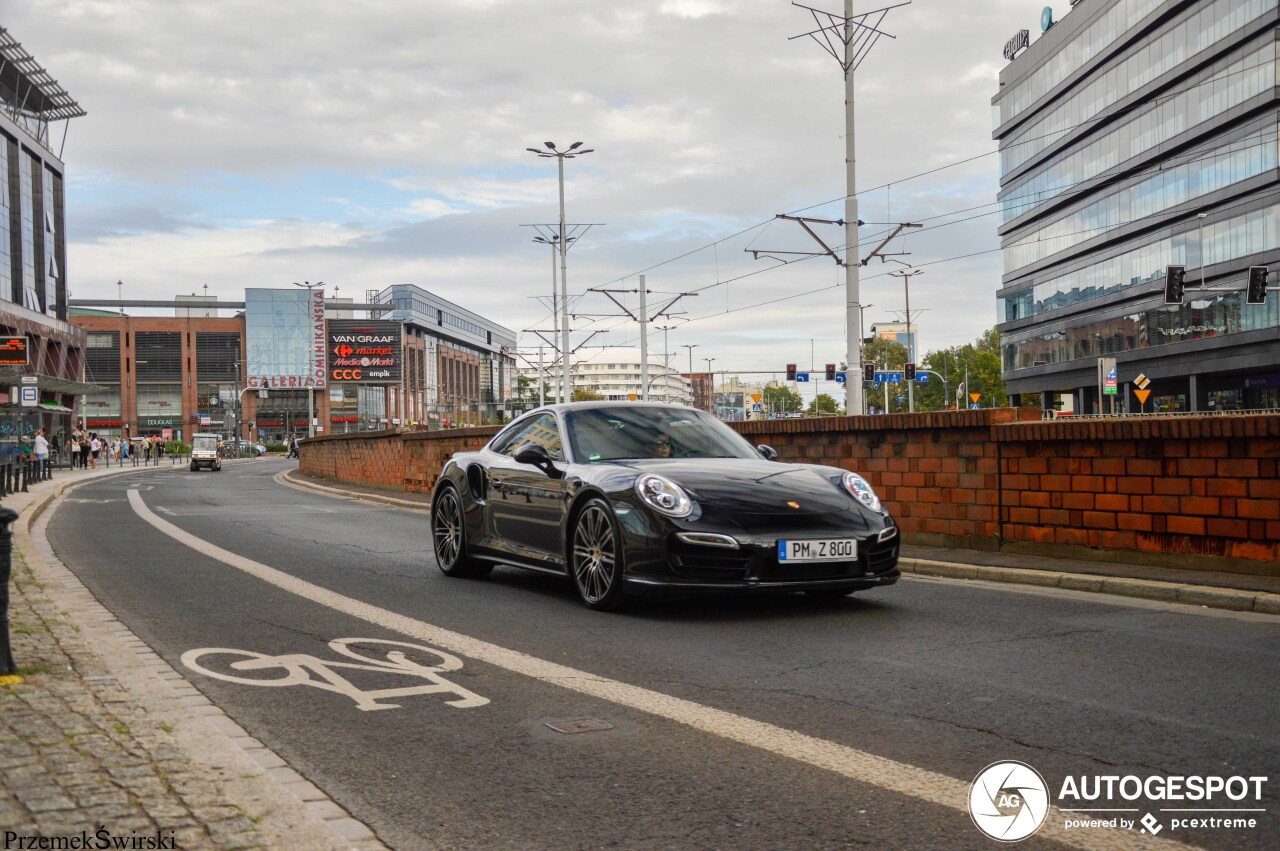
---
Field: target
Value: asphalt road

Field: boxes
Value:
[43,459,1280,850]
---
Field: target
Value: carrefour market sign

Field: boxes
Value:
[327,319,403,384]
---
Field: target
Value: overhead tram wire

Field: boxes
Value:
[543,58,1276,321]
[784,54,1278,217]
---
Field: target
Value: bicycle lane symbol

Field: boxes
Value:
[179,638,489,711]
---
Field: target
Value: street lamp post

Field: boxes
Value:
[889,268,924,413]
[703,357,716,414]
[681,343,698,408]
[527,141,594,403]
[292,280,324,438]
[116,280,123,316]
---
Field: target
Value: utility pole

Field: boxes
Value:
[639,275,649,401]
[787,1,908,419]
[655,324,680,402]
[537,346,545,407]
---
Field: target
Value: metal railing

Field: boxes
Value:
[1040,407,1279,420]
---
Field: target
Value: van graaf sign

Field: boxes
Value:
[327,320,403,384]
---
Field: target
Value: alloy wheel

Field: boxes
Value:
[434,489,462,568]
[572,504,617,604]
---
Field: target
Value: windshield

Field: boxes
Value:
[193,436,218,451]
[565,406,759,462]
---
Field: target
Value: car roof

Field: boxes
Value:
[526,401,695,416]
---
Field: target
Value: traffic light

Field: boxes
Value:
[1163,265,1186,305]
[1246,265,1269,305]
[904,363,916,381]
[825,363,836,381]
[863,363,875,383]
[786,363,797,380]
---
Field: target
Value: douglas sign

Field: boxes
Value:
[327,320,403,384]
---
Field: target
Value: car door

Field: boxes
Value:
[486,413,570,561]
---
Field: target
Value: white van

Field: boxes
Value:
[190,433,222,472]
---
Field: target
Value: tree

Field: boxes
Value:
[861,337,909,414]
[572,387,603,402]
[511,374,553,414]
[762,383,804,414]
[807,393,841,416]
[913,327,1034,411]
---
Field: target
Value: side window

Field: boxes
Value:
[491,414,563,460]
[489,417,536,456]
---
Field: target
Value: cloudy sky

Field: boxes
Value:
[12,0,1042,376]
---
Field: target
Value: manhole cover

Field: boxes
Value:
[545,718,614,735]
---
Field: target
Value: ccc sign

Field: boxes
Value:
[332,368,363,381]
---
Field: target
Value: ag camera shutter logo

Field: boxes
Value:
[969,760,1050,842]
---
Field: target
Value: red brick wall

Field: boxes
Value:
[299,410,1280,573]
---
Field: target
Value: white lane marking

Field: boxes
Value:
[180,638,488,711]
[125,489,1192,851]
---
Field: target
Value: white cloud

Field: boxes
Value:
[8,0,1038,372]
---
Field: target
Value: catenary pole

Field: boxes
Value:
[639,275,649,402]
[843,0,863,418]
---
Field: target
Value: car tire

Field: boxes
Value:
[432,484,491,578]
[190,461,198,472]
[569,498,627,611]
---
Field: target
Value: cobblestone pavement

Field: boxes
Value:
[1,465,384,850]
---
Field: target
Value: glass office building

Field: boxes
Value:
[0,26,91,450]
[370,284,517,425]
[994,0,1280,413]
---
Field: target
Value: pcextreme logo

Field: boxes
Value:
[969,761,1050,842]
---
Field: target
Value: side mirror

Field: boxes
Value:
[757,444,778,461]
[514,443,563,478]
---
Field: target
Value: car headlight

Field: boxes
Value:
[635,473,693,518]
[842,471,882,512]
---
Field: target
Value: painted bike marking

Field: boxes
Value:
[180,638,488,711]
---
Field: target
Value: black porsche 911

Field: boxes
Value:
[430,402,900,610]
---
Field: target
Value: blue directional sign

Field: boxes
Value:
[875,371,903,384]
[917,374,929,383]
[751,403,762,413]
[795,372,810,382]
[970,403,981,409]
[835,372,846,383]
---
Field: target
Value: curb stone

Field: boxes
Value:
[896,559,1278,615]
[13,469,389,850]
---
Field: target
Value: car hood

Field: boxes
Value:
[619,458,854,515]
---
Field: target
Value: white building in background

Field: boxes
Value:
[521,347,692,406]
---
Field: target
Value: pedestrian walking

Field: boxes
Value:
[50,432,61,467]
[89,433,101,469]
[79,433,90,469]
[34,428,48,474]
[144,439,152,463]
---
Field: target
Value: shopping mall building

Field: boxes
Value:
[70,285,516,443]
[994,0,1280,413]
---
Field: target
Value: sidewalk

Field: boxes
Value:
[1,461,382,850]
[282,468,1280,615]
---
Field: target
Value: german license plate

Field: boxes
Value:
[777,538,857,562]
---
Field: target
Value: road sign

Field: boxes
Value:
[875,371,903,384]
[1134,388,1151,405]
[1104,364,1118,396]
[20,386,37,407]
[917,374,929,383]
[751,403,762,413]
[969,403,980,409]
[1134,373,1151,390]
[795,372,810,382]
[835,372,846,383]
[750,394,762,404]
[969,392,981,403]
